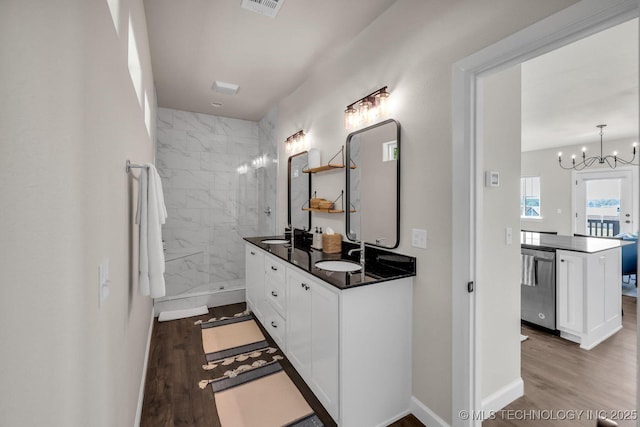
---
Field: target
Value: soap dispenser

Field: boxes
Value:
[312,227,322,250]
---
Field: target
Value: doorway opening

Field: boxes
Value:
[451,3,640,427]
[574,168,637,237]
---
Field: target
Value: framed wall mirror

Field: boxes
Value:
[288,151,311,231]
[346,119,400,248]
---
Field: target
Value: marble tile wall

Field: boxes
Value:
[258,106,278,236]
[157,107,276,297]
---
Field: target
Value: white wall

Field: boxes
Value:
[521,137,639,235]
[275,0,577,422]
[0,0,155,426]
[480,66,522,400]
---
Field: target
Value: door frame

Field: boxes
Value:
[451,1,640,426]
[572,166,638,236]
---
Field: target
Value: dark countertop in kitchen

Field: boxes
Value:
[244,236,416,290]
[521,232,634,253]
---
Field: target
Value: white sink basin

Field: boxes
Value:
[261,239,289,244]
[315,260,362,273]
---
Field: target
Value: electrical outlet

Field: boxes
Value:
[412,229,427,249]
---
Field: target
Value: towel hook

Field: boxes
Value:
[126,160,148,173]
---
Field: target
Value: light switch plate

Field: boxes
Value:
[485,171,500,187]
[412,228,427,249]
[505,227,512,245]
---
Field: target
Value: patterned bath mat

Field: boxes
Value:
[197,312,324,426]
[199,314,269,363]
[202,361,324,427]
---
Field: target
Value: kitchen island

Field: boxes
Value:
[521,232,632,349]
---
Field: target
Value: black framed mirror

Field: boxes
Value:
[288,151,311,231]
[346,119,400,248]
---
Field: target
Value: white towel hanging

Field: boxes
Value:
[136,164,168,298]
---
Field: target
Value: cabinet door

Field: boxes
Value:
[309,281,339,420]
[245,245,264,321]
[556,251,584,334]
[286,269,312,378]
[585,249,622,333]
[602,249,621,323]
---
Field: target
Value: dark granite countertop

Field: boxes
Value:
[244,235,416,290]
[520,232,633,253]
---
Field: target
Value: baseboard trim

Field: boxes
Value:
[480,377,524,419]
[376,409,411,427]
[134,308,155,427]
[410,396,451,427]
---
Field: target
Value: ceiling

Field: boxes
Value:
[521,18,638,152]
[144,0,397,121]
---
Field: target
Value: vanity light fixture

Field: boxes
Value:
[285,130,308,154]
[344,86,391,130]
[558,124,638,170]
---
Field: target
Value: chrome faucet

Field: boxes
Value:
[288,224,295,251]
[347,240,366,266]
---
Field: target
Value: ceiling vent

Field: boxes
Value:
[240,0,284,18]
[212,81,240,95]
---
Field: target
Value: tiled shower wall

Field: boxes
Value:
[258,106,278,235]
[156,107,277,298]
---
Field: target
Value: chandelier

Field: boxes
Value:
[558,124,638,170]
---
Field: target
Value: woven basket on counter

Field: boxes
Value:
[322,233,342,254]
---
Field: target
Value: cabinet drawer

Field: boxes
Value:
[265,309,286,351]
[265,256,286,283]
[266,275,286,318]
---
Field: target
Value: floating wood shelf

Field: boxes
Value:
[303,164,352,173]
[302,207,356,214]
[302,146,357,173]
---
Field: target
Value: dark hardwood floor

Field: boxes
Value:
[140,303,424,427]
[484,296,637,427]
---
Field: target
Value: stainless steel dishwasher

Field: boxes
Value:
[521,247,556,330]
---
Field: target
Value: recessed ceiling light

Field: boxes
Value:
[210,102,223,108]
[212,81,240,95]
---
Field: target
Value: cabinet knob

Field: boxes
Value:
[271,321,278,328]
[271,291,278,297]
[271,266,278,271]
[304,285,310,291]
[560,259,565,262]
[250,251,256,255]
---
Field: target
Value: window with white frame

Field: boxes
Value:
[520,177,541,218]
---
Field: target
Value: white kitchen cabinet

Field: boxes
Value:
[286,268,339,419]
[244,244,264,322]
[556,248,622,349]
[556,251,584,336]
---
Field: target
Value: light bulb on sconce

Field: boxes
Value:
[344,106,357,130]
[344,86,392,130]
[284,130,307,154]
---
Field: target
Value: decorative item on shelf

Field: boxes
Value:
[308,148,321,169]
[558,124,638,170]
[322,229,342,254]
[310,194,324,209]
[318,200,334,210]
[285,130,308,154]
[302,190,355,214]
[303,146,357,173]
[344,86,391,130]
